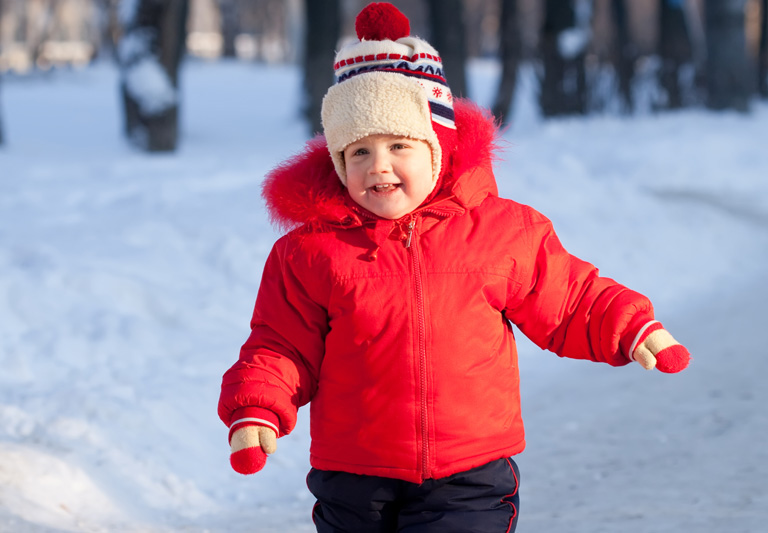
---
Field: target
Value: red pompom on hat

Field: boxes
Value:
[355,2,410,41]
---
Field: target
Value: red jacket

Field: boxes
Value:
[218,100,654,483]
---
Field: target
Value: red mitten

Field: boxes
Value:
[229,425,277,475]
[631,321,691,373]
[654,344,691,373]
[231,446,268,475]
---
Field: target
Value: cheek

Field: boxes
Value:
[345,172,366,195]
[415,162,435,193]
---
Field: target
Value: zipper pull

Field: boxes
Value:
[405,219,415,248]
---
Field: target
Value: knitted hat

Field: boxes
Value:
[321,2,457,185]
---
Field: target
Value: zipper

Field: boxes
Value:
[405,219,415,248]
[406,215,430,479]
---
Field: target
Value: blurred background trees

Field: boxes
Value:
[0,0,3,145]
[428,0,468,98]
[118,0,188,151]
[492,0,521,123]
[706,0,751,110]
[539,0,592,117]
[0,65,3,147]
[303,0,339,135]
[658,0,694,109]
[0,0,766,148]
[761,0,768,96]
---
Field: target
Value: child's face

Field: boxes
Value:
[343,135,434,220]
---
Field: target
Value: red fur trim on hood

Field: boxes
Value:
[449,99,501,185]
[261,99,501,233]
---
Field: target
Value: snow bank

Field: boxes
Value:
[1,60,766,532]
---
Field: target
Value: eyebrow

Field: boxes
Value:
[346,137,411,151]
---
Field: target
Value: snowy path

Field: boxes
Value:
[517,277,768,532]
[2,276,766,532]
[1,61,767,532]
[203,276,768,533]
[193,267,768,533]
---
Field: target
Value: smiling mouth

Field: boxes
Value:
[371,184,399,192]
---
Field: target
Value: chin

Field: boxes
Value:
[376,209,407,220]
[367,204,405,220]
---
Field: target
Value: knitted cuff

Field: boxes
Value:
[228,406,281,444]
[619,314,658,361]
[621,317,691,372]
[627,321,665,361]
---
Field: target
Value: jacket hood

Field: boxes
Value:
[262,99,501,233]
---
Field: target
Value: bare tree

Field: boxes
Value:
[0,74,4,147]
[539,0,593,117]
[15,0,56,69]
[759,0,768,97]
[0,0,3,145]
[118,0,189,151]
[705,0,750,111]
[303,0,340,135]
[243,0,292,63]
[658,0,693,109]
[427,0,467,98]
[0,0,4,145]
[492,0,521,124]
[95,0,121,59]
[217,0,239,58]
[608,0,634,113]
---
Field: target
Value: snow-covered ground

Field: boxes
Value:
[1,60,766,532]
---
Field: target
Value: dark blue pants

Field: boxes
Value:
[307,457,520,533]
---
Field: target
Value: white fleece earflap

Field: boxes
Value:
[321,72,442,184]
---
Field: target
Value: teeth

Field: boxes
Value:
[373,184,396,192]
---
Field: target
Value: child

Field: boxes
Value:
[218,3,690,531]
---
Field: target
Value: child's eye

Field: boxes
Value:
[391,143,408,150]
[352,148,368,156]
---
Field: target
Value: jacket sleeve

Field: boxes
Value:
[218,236,329,436]
[504,207,654,366]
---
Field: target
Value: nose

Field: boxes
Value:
[369,148,392,174]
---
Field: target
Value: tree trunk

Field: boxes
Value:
[610,0,634,113]
[492,0,521,124]
[303,0,340,135]
[705,0,750,111]
[539,0,592,117]
[0,74,4,146]
[0,0,4,146]
[759,0,768,97]
[118,0,189,152]
[218,0,239,58]
[95,0,120,60]
[659,0,693,109]
[27,0,56,69]
[427,0,468,98]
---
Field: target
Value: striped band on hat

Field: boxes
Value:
[331,36,456,132]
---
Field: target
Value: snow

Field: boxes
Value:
[1,59,767,532]
[118,28,177,118]
[557,27,591,59]
[117,0,140,27]
[122,56,177,115]
[117,0,176,118]
[557,0,593,59]
[117,30,152,64]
